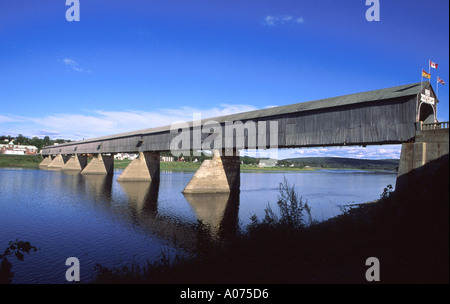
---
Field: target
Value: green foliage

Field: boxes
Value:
[248,177,315,232]
[0,154,43,168]
[1,134,71,152]
[380,184,394,200]
[0,240,38,284]
[281,157,399,171]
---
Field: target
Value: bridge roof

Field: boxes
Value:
[214,82,424,121]
[47,82,426,147]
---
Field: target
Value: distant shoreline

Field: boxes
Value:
[0,154,398,173]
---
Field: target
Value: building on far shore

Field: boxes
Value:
[114,153,138,161]
[160,155,174,162]
[114,153,174,162]
[0,141,38,155]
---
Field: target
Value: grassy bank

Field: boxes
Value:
[0,156,203,171]
[94,155,449,284]
[0,155,43,168]
[115,159,320,171]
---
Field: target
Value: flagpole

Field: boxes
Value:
[429,60,431,77]
[437,77,439,99]
[436,77,439,123]
[421,69,423,91]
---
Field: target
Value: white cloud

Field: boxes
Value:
[158,104,258,122]
[284,145,401,160]
[263,16,277,26]
[63,58,77,66]
[0,115,23,123]
[62,58,91,73]
[0,104,259,140]
[262,15,305,26]
[240,145,401,160]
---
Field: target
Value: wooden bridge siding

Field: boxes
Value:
[41,95,417,155]
[278,96,416,148]
[46,136,140,155]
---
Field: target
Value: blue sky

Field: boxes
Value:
[1,0,448,159]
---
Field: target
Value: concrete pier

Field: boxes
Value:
[81,153,114,175]
[397,127,449,190]
[183,150,240,194]
[47,154,71,170]
[117,152,160,182]
[62,154,88,171]
[38,155,54,169]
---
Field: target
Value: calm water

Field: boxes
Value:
[0,167,396,283]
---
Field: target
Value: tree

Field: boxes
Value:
[30,136,43,151]
[0,240,38,284]
[248,177,315,232]
[15,134,29,145]
[43,136,51,147]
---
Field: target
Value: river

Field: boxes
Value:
[0,167,396,283]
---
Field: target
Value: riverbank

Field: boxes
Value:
[0,155,322,171]
[0,155,394,172]
[93,154,449,284]
[115,160,319,171]
[0,155,43,168]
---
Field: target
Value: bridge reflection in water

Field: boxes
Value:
[183,192,240,240]
[59,170,241,249]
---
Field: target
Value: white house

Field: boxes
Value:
[0,141,38,155]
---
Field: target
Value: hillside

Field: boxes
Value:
[280,157,399,171]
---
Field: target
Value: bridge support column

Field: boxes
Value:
[182,149,240,194]
[81,153,114,175]
[117,152,160,182]
[62,154,88,172]
[39,155,54,169]
[397,127,449,190]
[47,154,71,170]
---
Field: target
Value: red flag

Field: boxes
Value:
[438,76,445,85]
[429,60,438,69]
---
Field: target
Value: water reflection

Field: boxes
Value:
[183,192,240,239]
[118,181,159,214]
[60,170,85,190]
[82,174,113,202]
[1,168,398,283]
[116,179,241,245]
[58,171,242,244]
[117,180,197,248]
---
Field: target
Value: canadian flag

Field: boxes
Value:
[430,60,438,69]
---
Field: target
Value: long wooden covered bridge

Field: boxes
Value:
[40,81,447,193]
